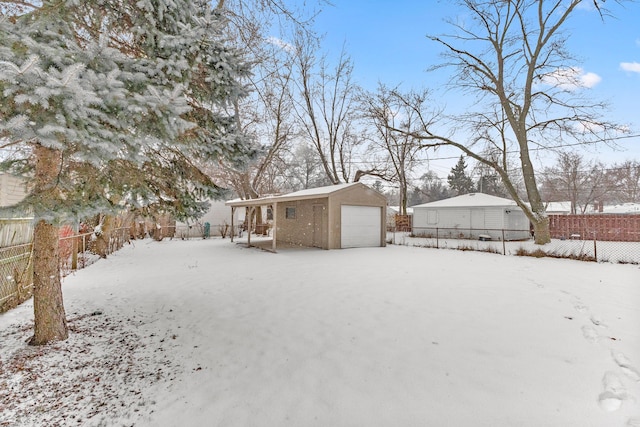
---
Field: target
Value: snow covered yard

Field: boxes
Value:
[1,238,639,427]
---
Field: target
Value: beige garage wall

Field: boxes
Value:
[276,198,328,248]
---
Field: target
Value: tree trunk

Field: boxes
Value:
[94,215,113,258]
[30,144,68,345]
[31,219,68,345]
[399,177,408,216]
[532,216,551,246]
[524,188,551,245]
[516,131,551,244]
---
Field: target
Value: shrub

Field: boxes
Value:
[514,246,596,262]
[515,247,547,258]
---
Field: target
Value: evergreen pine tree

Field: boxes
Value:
[477,174,508,198]
[0,0,253,344]
[447,156,475,196]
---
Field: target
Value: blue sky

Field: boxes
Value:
[311,1,640,178]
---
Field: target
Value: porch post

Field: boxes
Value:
[271,202,277,252]
[230,206,235,242]
[247,206,253,248]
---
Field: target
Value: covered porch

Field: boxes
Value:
[226,198,279,252]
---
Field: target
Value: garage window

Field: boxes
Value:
[285,207,296,219]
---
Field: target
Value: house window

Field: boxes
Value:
[285,207,296,219]
[267,207,273,220]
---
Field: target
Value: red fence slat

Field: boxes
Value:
[548,214,640,242]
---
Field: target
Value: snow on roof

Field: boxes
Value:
[225,182,368,207]
[544,201,572,213]
[411,193,519,208]
[601,203,640,214]
[387,206,413,215]
[279,182,358,198]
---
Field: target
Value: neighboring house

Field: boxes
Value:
[225,182,387,251]
[386,206,414,216]
[175,200,243,238]
[0,173,28,208]
[601,203,640,214]
[411,193,531,241]
[544,201,572,215]
[0,173,32,246]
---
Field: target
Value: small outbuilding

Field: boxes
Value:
[225,182,387,251]
[411,193,530,241]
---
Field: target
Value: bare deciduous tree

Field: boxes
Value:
[214,47,297,199]
[607,160,640,204]
[361,85,430,215]
[391,0,630,244]
[212,0,328,202]
[410,171,450,206]
[279,142,332,191]
[541,152,611,213]
[292,31,366,184]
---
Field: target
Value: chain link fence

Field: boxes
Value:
[0,243,33,312]
[0,227,131,313]
[167,223,242,240]
[388,226,640,264]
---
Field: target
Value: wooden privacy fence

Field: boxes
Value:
[548,214,640,242]
[394,215,412,232]
[0,227,131,313]
[0,218,33,246]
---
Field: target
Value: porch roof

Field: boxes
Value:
[225,183,359,208]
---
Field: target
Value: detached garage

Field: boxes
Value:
[226,182,387,251]
[411,193,531,241]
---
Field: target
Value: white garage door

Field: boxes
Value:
[341,205,382,248]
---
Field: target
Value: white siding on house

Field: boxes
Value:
[483,208,503,230]
[176,200,242,237]
[412,209,429,229]
[427,210,438,225]
[0,174,27,207]
[440,208,469,229]
[504,209,531,240]
[470,209,485,230]
[411,193,531,241]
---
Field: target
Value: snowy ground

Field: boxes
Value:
[1,238,639,427]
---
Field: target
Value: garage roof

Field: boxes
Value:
[411,193,518,208]
[225,182,363,207]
